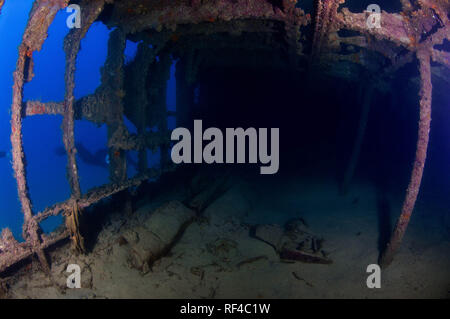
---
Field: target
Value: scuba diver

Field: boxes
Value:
[54,142,138,170]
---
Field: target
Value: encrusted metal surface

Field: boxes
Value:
[0,0,449,274]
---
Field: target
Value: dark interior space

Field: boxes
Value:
[189,58,421,194]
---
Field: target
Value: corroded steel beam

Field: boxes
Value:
[311,0,344,62]
[62,0,105,253]
[104,0,310,34]
[62,0,105,200]
[125,43,155,172]
[10,0,69,274]
[0,228,69,275]
[0,167,165,274]
[2,0,449,276]
[108,130,170,151]
[338,8,412,48]
[432,49,450,69]
[33,168,163,224]
[380,48,433,268]
[101,28,128,183]
[23,101,65,116]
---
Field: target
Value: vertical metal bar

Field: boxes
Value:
[62,0,105,252]
[10,0,69,273]
[130,43,155,173]
[310,0,343,63]
[104,29,127,183]
[380,49,432,267]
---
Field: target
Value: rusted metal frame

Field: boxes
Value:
[62,73,81,200]
[141,49,173,169]
[431,49,450,68]
[124,42,156,173]
[109,131,170,152]
[0,0,4,14]
[281,2,310,67]
[101,28,128,183]
[310,0,343,62]
[330,1,447,267]
[74,92,113,123]
[33,168,162,223]
[378,3,449,266]
[22,101,65,116]
[379,48,433,268]
[23,101,171,122]
[0,229,69,274]
[79,169,163,209]
[338,6,448,57]
[338,9,413,48]
[10,0,69,274]
[75,88,176,121]
[62,0,105,199]
[109,0,310,35]
[0,167,163,274]
[61,0,105,252]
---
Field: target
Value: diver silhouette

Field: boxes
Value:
[54,143,138,169]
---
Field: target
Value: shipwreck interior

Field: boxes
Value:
[0,0,449,297]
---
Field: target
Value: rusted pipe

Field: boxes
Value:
[379,48,432,268]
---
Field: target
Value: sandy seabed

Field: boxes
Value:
[5,173,450,299]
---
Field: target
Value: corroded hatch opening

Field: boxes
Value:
[0,0,449,282]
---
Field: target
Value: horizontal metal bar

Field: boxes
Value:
[22,101,65,117]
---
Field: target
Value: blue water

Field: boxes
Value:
[0,1,176,240]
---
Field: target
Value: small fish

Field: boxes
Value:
[0,151,6,158]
